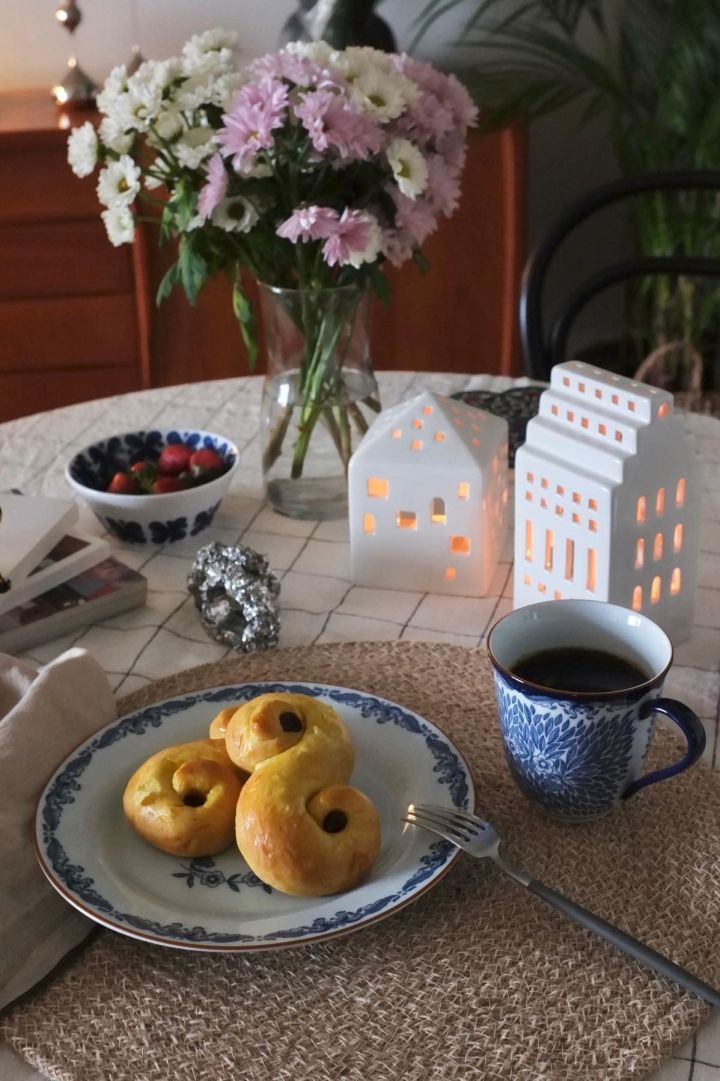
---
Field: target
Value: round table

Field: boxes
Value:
[1,371,718,1081]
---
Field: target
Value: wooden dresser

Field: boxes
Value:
[0,89,525,421]
[0,91,151,423]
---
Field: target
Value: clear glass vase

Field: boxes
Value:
[259,283,381,520]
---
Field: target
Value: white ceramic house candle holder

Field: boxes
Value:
[349,391,509,596]
[513,360,702,643]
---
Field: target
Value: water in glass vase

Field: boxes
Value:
[261,365,379,520]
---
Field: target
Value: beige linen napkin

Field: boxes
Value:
[0,648,116,1011]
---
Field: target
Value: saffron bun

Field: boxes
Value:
[223,692,382,896]
[123,738,246,857]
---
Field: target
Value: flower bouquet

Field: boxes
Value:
[68,30,476,517]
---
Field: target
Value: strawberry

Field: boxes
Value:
[152,475,187,494]
[158,443,192,476]
[189,447,224,478]
[107,471,136,494]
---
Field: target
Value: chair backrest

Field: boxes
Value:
[520,170,720,381]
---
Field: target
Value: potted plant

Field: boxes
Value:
[413,0,720,391]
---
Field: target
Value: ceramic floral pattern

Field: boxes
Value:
[494,675,636,817]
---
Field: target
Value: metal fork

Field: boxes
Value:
[403,803,720,1009]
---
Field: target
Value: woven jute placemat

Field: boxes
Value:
[3,641,719,1081]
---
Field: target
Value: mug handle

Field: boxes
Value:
[622,699,706,800]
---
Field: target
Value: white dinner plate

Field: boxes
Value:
[36,681,475,951]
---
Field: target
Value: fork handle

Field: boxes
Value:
[527,879,720,1009]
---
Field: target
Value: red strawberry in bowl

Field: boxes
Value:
[190,447,224,478]
[158,443,192,476]
[107,471,136,494]
[152,475,187,494]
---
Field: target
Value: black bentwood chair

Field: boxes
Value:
[519,169,720,382]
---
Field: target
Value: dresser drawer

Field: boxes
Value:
[0,294,140,371]
[0,219,133,300]
[0,140,100,225]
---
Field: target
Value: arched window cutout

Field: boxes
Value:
[632,585,643,611]
[363,513,375,535]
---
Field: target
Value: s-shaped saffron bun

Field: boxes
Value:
[123,738,246,857]
[225,692,381,896]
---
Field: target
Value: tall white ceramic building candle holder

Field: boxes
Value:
[513,360,701,643]
[349,391,509,596]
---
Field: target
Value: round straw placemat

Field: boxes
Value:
[3,641,719,1081]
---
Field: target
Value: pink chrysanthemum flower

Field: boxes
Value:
[216,77,288,173]
[197,153,228,220]
[321,208,382,268]
[426,154,462,218]
[392,191,437,246]
[393,55,478,130]
[294,89,383,160]
[276,205,339,243]
[248,51,331,89]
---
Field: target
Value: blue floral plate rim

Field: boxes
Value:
[35,680,475,953]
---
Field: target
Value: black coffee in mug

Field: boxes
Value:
[512,647,650,694]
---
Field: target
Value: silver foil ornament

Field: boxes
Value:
[188,542,281,652]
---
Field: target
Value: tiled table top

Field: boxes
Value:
[0,370,718,1081]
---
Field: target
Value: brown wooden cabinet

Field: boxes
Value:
[0,91,151,423]
[0,90,525,422]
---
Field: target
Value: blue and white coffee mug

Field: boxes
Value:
[487,600,705,821]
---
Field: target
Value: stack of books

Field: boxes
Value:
[0,492,147,652]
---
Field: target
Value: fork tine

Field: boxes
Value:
[409,803,491,835]
[400,816,461,848]
[405,805,478,844]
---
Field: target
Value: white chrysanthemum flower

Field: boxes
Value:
[172,72,219,111]
[350,67,417,122]
[67,121,98,177]
[96,64,129,119]
[101,205,135,246]
[175,127,216,168]
[386,138,429,199]
[150,107,184,143]
[181,28,238,76]
[112,64,165,132]
[210,71,245,110]
[96,155,141,208]
[211,195,258,233]
[284,40,335,66]
[98,116,134,154]
[145,174,165,191]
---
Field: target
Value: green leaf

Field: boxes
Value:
[232,279,259,369]
[177,235,208,306]
[367,264,392,306]
[156,262,179,306]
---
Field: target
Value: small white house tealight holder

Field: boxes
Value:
[513,360,702,643]
[349,391,509,596]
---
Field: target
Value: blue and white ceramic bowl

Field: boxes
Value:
[66,428,240,545]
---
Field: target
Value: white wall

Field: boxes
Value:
[0,1,466,91]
